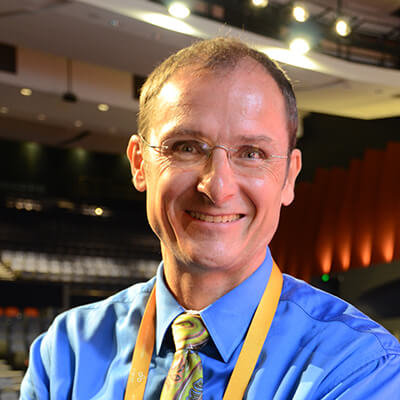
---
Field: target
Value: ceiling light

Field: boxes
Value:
[252,0,268,7]
[293,3,309,22]
[289,37,310,55]
[97,103,110,112]
[0,106,8,114]
[168,2,190,19]
[94,207,103,216]
[262,47,317,69]
[139,12,197,35]
[20,88,32,96]
[335,17,351,37]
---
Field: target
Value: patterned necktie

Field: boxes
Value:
[160,313,209,400]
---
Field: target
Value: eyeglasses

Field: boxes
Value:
[139,134,288,176]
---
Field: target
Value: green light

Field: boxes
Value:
[321,274,330,282]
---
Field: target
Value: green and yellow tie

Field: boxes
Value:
[160,313,209,400]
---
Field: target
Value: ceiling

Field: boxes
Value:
[0,0,399,154]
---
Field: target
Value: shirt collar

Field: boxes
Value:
[155,265,185,355]
[155,248,273,362]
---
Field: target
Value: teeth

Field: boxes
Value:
[189,211,241,223]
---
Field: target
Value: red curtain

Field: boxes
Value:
[270,142,400,280]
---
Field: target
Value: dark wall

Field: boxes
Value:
[297,113,400,182]
[0,139,142,203]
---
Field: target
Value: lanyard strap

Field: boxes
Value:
[222,261,282,398]
[124,261,283,400]
[124,285,156,400]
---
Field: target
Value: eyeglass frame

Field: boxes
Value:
[138,133,289,171]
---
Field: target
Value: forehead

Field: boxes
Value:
[163,58,282,100]
[150,59,288,145]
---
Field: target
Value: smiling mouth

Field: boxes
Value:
[188,211,243,223]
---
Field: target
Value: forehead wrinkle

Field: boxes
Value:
[160,128,204,140]
[235,134,274,144]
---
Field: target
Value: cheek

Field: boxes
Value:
[244,176,284,218]
[147,166,196,218]
[247,174,283,196]
[260,164,287,185]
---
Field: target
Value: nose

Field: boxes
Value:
[196,148,237,205]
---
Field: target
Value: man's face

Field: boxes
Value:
[128,58,301,277]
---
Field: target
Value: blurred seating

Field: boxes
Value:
[0,197,162,396]
[0,359,23,399]
[0,306,54,372]
[1,250,158,283]
[0,309,6,360]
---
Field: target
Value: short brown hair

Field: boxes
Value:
[138,37,298,151]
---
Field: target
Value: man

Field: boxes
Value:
[21,37,400,399]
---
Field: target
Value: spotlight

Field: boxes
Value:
[97,103,110,112]
[335,17,351,37]
[94,207,103,216]
[252,0,268,7]
[168,2,190,19]
[292,3,309,22]
[20,88,32,96]
[289,37,310,55]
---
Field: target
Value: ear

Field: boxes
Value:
[281,148,302,206]
[126,134,146,192]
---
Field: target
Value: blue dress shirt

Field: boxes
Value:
[21,248,400,399]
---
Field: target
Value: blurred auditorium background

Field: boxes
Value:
[0,0,400,397]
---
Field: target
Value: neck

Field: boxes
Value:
[161,247,264,310]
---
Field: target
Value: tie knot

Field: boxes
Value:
[171,313,209,352]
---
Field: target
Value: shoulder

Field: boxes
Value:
[21,277,156,398]
[276,274,400,397]
[280,274,400,356]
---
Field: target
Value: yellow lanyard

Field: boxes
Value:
[124,261,283,400]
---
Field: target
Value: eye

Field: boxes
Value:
[163,139,206,160]
[238,146,267,160]
[172,140,202,153]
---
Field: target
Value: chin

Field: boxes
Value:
[177,246,236,271]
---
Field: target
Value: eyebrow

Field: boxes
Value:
[164,129,202,138]
[160,129,276,145]
[236,135,275,144]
